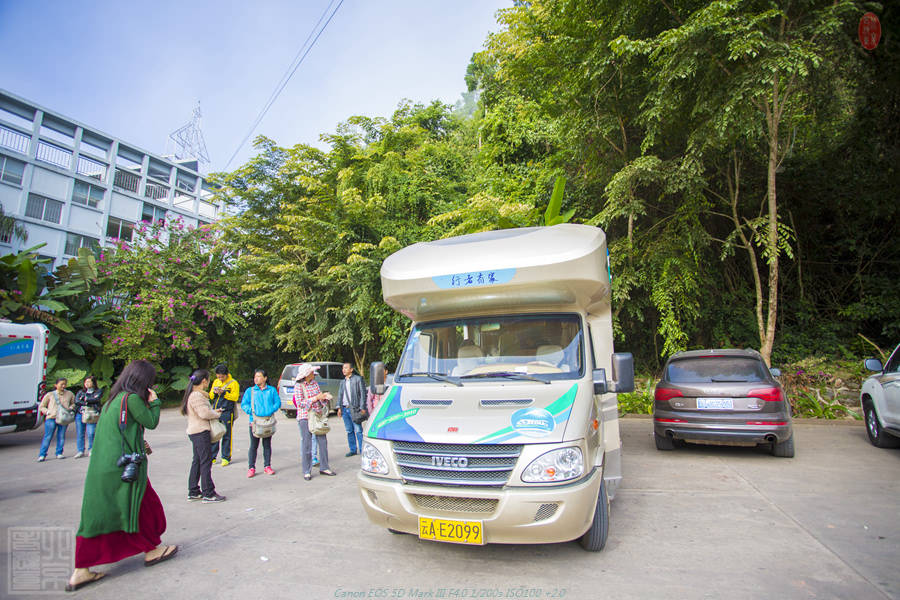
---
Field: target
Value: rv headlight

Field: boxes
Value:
[361,442,389,475]
[521,447,584,483]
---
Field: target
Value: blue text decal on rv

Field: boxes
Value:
[0,338,35,367]
[432,268,516,289]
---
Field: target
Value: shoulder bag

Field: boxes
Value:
[209,417,227,443]
[54,391,75,425]
[308,401,330,435]
[81,393,100,424]
[250,388,277,439]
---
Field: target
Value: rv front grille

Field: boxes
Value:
[410,494,498,514]
[392,441,522,487]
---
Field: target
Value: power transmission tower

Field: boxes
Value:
[169,103,210,168]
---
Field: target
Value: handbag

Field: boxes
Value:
[209,418,227,443]
[308,402,330,435]
[350,406,369,424]
[81,405,100,424]
[54,392,75,425]
[250,389,276,439]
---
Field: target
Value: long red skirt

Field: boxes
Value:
[75,480,167,568]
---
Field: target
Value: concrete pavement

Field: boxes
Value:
[1,412,898,600]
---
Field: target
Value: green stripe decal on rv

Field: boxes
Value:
[474,383,578,443]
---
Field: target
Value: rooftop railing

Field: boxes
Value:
[0,124,29,154]
[36,140,73,170]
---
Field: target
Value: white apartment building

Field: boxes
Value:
[0,89,224,268]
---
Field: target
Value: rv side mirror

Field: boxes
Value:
[592,369,607,394]
[370,361,386,395]
[610,352,634,393]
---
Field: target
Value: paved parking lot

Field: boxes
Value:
[1,412,898,599]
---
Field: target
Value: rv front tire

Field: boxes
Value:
[578,479,609,551]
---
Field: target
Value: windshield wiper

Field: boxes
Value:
[400,371,463,387]
[460,372,551,384]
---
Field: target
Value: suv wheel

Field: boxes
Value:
[771,435,795,458]
[654,432,675,451]
[864,402,900,448]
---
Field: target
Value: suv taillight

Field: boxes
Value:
[654,387,683,403]
[749,387,783,402]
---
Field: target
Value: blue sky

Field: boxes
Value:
[0,0,509,173]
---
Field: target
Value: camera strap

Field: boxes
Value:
[116,392,138,455]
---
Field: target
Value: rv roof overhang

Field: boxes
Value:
[381,225,611,321]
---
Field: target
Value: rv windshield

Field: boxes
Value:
[396,313,584,383]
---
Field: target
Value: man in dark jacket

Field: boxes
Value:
[337,362,367,457]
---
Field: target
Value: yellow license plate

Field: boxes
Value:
[418,517,484,545]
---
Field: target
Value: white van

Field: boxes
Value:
[358,225,633,551]
[0,321,49,434]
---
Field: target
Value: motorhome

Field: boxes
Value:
[358,224,633,551]
[0,321,49,434]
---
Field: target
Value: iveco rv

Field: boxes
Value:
[358,224,633,551]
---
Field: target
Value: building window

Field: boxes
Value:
[25,194,63,224]
[106,216,134,242]
[72,180,104,208]
[0,155,25,185]
[141,202,166,224]
[64,233,100,256]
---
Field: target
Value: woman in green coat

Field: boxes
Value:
[66,360,178,592]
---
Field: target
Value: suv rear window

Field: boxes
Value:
[666,357,767,384]
[280,365,298,381]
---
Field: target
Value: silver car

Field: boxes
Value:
[277,361,344,418]
[861,343,900,448]
[653,349,794,457]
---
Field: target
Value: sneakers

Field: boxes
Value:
[202,493,226,503]
[320,469,337,476]
[37,456,46,462]
[264,466,275,475]
[303,473,311,481]
[345,451,357,457]
[74,452,84,459]
[311,459,319,467]
[187,493,202,501]
[211,458,217,464]
[56,454,65,459]
[247,468,256,478]
[221,459,230,467]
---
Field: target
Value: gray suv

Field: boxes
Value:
[653,349,794,457]
[277,361,343,418]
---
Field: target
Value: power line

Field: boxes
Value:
[224,0,345,170]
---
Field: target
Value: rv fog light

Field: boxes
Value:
[361,442,389,475]
[521,447,583,483]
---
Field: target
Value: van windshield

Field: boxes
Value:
[396,313,584,383]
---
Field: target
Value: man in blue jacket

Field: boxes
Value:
[240,368,280,478]
[337,362,367,457]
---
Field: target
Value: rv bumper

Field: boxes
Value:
[357,467,603,545]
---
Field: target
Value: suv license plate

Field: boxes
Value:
[418,517,484,545]
[697,397,734,410]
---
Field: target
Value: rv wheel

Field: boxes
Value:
[579,479,609,551]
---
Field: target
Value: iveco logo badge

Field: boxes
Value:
[511,407,555,438]
[431,455,468,468]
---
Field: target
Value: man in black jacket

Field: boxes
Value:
[337,362,367,457]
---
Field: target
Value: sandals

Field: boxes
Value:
[144,544,178,567]
[65,571,105,592]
